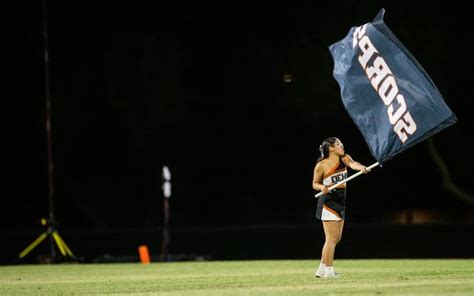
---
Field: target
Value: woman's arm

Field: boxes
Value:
[342,155,369,173]
[312,162,329,194]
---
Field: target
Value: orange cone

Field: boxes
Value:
[138,245,151,264]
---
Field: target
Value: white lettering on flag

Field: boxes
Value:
[353,25,417,143]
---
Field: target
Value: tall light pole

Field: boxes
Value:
[18,0,75,262]
[42,0,58,259]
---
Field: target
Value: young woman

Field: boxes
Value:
[312,137,370,278]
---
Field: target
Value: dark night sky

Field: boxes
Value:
[3,1,473,230]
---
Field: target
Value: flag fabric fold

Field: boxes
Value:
[329,8,457,163]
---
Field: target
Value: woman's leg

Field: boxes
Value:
[321,221,341,267]
[337,220,345,244]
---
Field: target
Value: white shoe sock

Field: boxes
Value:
[315,262,326,277]
[324,266,336,278]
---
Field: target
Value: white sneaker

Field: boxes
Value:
[324,271,340,278]
[314,269,325,278]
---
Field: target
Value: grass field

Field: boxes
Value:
[1,259,473,295]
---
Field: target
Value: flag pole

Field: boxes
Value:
[315,162,380,198]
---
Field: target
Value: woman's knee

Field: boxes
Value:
[325,236,339,245]
[327,234,342,244]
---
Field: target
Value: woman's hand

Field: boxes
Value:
[320,185,329,194]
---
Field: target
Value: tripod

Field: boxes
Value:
[18,0,75,263]
[19,218,74,260]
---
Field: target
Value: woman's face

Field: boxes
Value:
[332,138,345,156]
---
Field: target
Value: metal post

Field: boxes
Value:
[160,166,171,261]
[42,0,58,260]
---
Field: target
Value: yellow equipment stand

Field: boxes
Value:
[19,218,74,260]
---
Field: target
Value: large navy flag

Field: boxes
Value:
[329,9,457,163]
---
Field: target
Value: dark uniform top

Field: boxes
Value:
[316,157,348,221]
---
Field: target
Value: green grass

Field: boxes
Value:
[0,259,473,295]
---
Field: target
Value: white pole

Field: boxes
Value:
[315,162,380,198]
[160,165,171,261]
[162,166,171,199]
